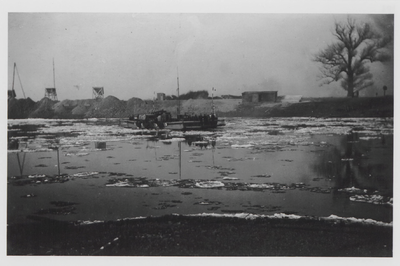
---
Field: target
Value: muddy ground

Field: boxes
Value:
[7,215,392,256]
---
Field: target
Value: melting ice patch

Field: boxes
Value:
[337,187,392,205]
[338,187,367,193]
[231,144,254,149]
[222,177,239,180]
[195,181,225,188]
[8,117,392,153]
[72,172,99,177]
[350,195,393,206]
[226,117,392,136]
[218,117,392,149]
[186,213,392,227]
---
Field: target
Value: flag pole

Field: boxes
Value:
[212,87,216,115]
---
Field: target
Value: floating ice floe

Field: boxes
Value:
[160,137,185,143]
[231,144,254,149]
[186,212,392,227]
[186,212,304,220]
[323,214,392,227]
[65,152,89,157]
[28,174,46,178]
[349,194,393,206]
[247,183,275,189]
[72,171,99,177]
[8,148,53,153]
[195,181,225,188]
[338,187,367,194]
[359,136,380,140]
[116,216,147,222]
[75,220,104,225]
[104,177,313,192]
[222,177,239,180]
[9,174,71,186]
[106,181,131,187]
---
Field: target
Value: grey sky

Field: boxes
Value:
[8,12,394,101]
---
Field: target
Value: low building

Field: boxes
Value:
[157,93,166,101]
[242,91,278,103]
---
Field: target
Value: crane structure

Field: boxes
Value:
[92,87,104,99]
[44,59,58,101]
[9,63,26,99]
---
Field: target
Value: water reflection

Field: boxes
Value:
[95,142,107,150]
[311,133,393,196]
[15,152,26,176]
[185,135,217,149]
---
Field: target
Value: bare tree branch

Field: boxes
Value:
[313,17,392,97]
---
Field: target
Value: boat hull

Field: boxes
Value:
[120,119,225,131]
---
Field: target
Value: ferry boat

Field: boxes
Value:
[123,109,225,131]
[122,75,225,131]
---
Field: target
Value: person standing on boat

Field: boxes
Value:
[161,112,166,122]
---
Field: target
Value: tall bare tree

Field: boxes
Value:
[314,17,392,97]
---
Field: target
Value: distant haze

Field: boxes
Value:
[8,13,394,101]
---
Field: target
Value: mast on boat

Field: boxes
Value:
[177,68,181,116]
[211,87,216,115]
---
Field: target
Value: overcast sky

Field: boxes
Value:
[7,5,395,101]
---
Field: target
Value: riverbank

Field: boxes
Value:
[7,96,393,119]
[7,214,392,256]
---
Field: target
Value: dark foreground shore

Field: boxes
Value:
[7,215,392,256]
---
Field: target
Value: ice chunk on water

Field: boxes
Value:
[72,171,99,177]
[231,144,254,149]
[338,187,367,193]
[349,194,392,205]
[247,183,275,189]
[76,220,104,225]
[65,152,89,157]
[195,181,225,188]
[187,212,392,226]
[271,213,302,219]
[106,181,131,187]
[222,177,239,180]
[324,214,392,227]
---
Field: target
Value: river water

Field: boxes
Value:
[7,117,393,225]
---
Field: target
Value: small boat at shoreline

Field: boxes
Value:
[122,109,225,131]
[122,74,225,131]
